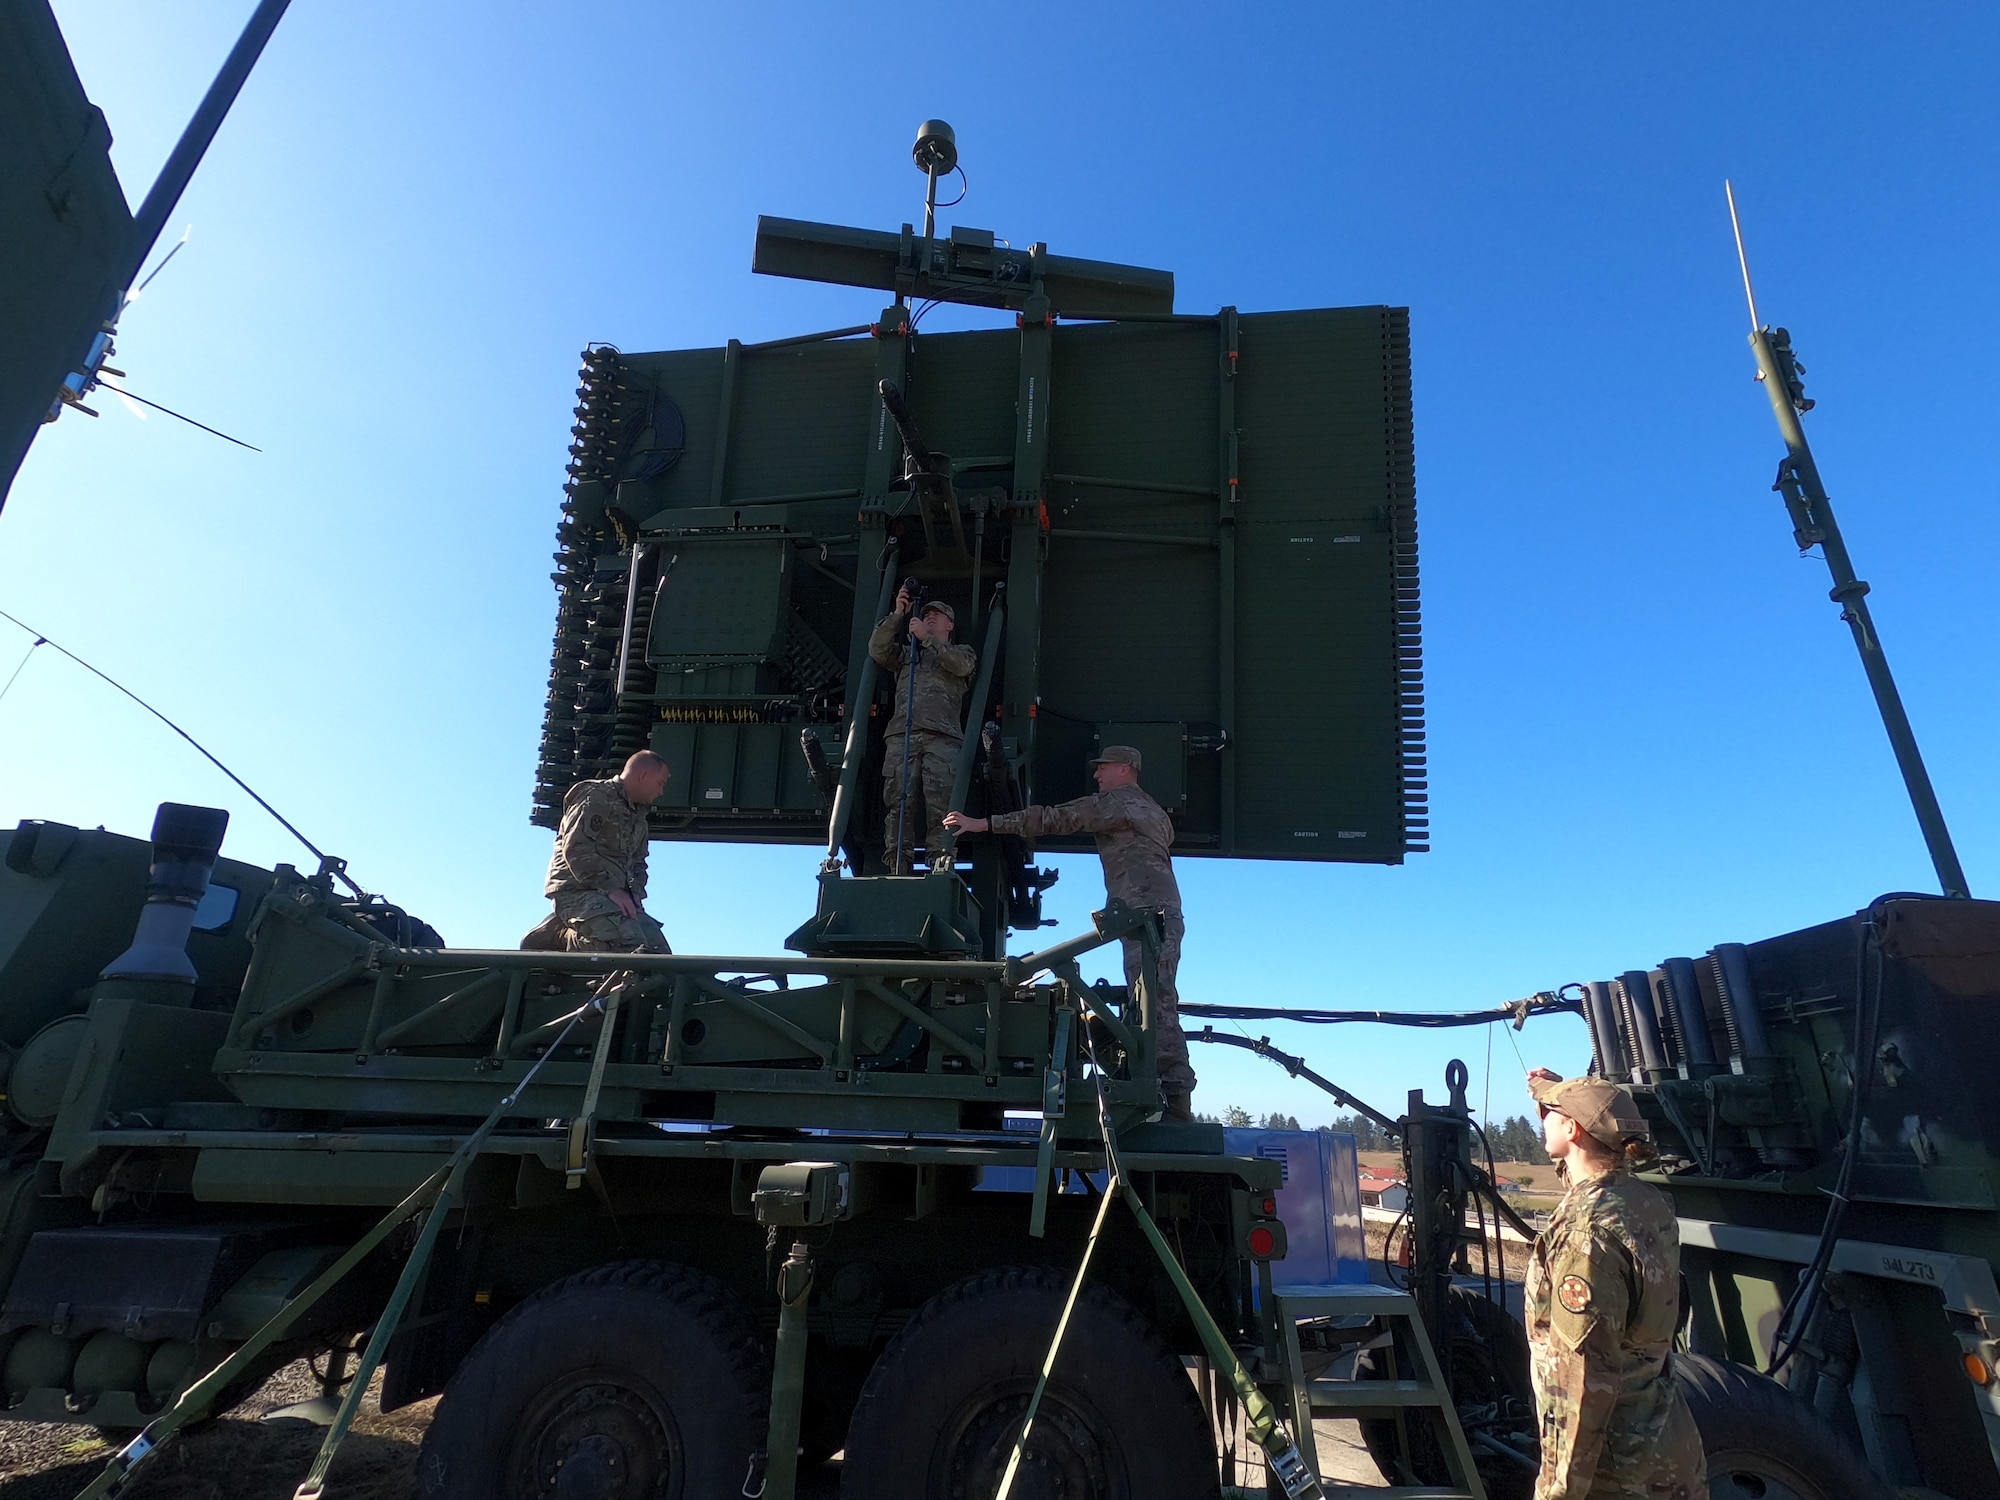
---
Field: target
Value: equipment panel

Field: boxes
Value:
[536,243,1422,867]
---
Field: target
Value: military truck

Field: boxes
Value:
[0,118,1461,1500]
[0,809,1320,1497]
[1572,237,2000,1500]
[1558,898,2000,1500]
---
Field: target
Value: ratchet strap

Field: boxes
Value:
[1000,980,1324,1500]
[72,990,605,1500]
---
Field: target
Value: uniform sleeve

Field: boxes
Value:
[933,640,976,678]
[556,789,622,891]
[1538,1228,1637,1500]
[990,792,1126,839]
[868,613,903,669]
[629,833,648,902]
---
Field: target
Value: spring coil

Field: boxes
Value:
[656,705,785,724]
[1705,952,1746,1059]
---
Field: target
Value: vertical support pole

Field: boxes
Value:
[1216,307,1241,851]
[939,599,1007,861]
[1029,1003,1072,1239]
[1004,284,1054,803]
[836,980,856,1075]
[488,971,528,1063]
[659,975,692,1072]
[707,339,740,505]
[763,1240,816,1500]
[983,979,1003,1081]
[356,970,395,1060]
[825,555,901,867]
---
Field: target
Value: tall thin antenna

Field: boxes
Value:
[1725,180,1761,331]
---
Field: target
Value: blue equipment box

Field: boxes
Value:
[1223,1128,1369,1287]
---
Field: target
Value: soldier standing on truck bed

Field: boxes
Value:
[945,746,1196,1121]
[1523,1068,1705,1500]
[527,750,673,953]
[870,589,975,874]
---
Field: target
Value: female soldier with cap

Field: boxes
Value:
[1522,1068,1704,1500]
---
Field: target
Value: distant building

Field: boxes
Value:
[1357,1169,1408,1213]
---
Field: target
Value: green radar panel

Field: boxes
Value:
[534,214,1424,872]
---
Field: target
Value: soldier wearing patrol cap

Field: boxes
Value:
[869,590,976,873]
[945,745,1196,1121]
[1522,1068,1704,1500]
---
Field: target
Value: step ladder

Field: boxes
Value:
[1269,1283,1486,1500]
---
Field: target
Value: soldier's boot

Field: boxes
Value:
[520,911,568,951]
[1162,1088,1195,1123]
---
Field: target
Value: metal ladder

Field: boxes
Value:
[1270,1283,1486,1500]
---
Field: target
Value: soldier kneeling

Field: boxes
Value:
[525,750,673,954]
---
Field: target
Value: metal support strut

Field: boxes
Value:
[764,1239,815,1500]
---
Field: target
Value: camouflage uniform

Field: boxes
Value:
[1524,1168,1704,1499]
[984,783,1195,1093]
[868,611,976,871]
[542,777,670,953]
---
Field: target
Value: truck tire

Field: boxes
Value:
[1356,1287,1535,1500]
[417,1259,768,1500]
[1677,1352,1893,1500]
[839,1266,1219,1500]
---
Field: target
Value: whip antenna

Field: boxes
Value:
[0,607,365,898]
[1725,179,1761,331]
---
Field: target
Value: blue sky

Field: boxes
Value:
[5,2,1996,1133]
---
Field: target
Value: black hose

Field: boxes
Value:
[1190,1028,1402,1137]
[1769,917,1881,1373]
[1181,995,1581,1029]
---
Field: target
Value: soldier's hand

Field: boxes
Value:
[943,811,986,834]
[895,587,913,616]
[908,612,929,641]
[609,889,639,919]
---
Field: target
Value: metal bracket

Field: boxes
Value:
[566,977,630,1189]
[1029,1005,1072,1238]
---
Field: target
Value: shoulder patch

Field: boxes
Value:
[1557,1273,1592,1315]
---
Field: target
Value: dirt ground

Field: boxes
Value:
[0,1361,1386,1500]
[0,1363,434,1500]
[0,1359,852,1500]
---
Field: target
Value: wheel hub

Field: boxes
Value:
[521,1381,676,1500]
[942,1390,1113,1500]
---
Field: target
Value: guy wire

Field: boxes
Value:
[0,634,42,707]
[0,607,365,899]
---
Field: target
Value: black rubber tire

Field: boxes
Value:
[1356,1287,1536,1500]
[1677,1352,1894,1500]
[416,1259,769,1500]
[839,1266,1219,1500]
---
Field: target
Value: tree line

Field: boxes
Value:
[1188,1108,1550,1166]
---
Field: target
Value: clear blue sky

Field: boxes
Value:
[5,2,1996,1133]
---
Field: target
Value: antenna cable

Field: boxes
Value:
[0,607,364,897]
